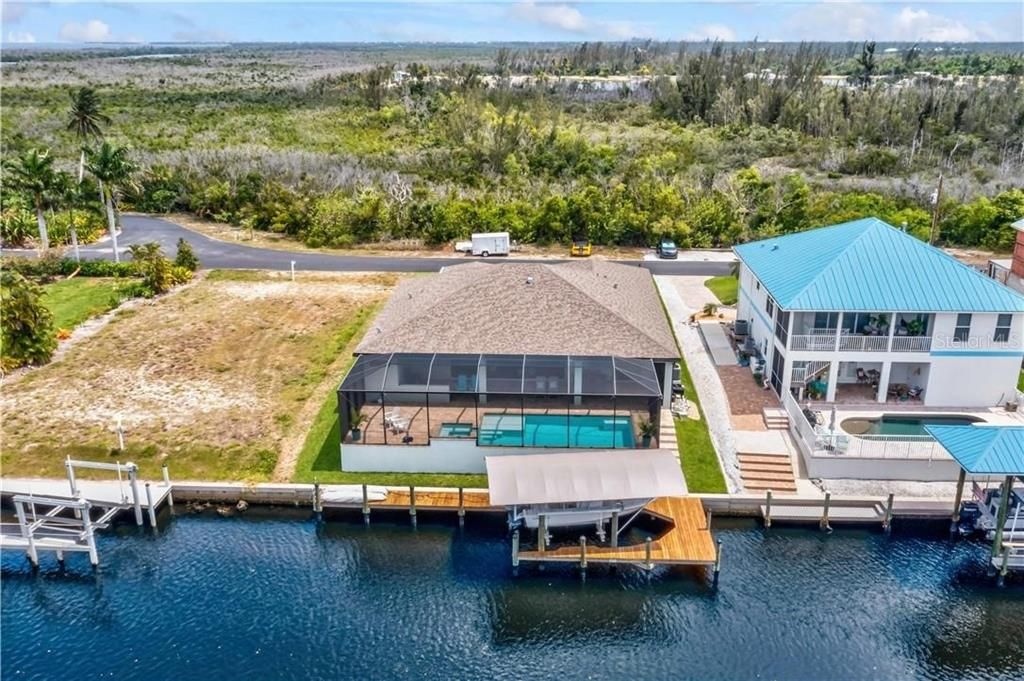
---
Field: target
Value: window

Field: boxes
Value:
[813,312,839,331]
[775,310,790,346]
[954,314,972,343]
[994,314,1012,343]
[765,296,775,319]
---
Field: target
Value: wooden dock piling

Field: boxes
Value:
[361,484,370,524]
[644,537,653,570]
[764,490,773,529]
[820,491,832,532]
[511,530,520,568]
[408,486,417,526]
[538,514,547,553]
[457,487,465,527]
[882,493,894,534]
[610,511,619,550]
[713,539,723,587]
[579,536,587,570]
[997,546,1010,586]
[145,483,158,528]
[162,464,174,507]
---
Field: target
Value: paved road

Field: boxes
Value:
[12,214,736,275]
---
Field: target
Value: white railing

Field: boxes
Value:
[782,392,947,461]
[837,334,890,352]
[791,334,836,351]
[891,336,932,352]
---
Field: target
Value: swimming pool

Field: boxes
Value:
[477,413,634,448]
[842,414,984,437]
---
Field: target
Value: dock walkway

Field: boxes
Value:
[517,497,717,567]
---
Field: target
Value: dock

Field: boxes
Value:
[517,497,718,567]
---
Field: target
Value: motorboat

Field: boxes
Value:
[958,482,1024,541]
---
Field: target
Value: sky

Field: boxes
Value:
[2,1,1022,45]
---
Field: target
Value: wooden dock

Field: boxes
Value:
[517,497,718,567]
[371,489,499,511]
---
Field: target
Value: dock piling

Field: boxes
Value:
[820,491,832,532]
[765,489,773,529]
[579,536,588,570]
[144,483,157,528]
[997,546,1010,586]
[951,468,966,536]
[82,500,99,567]
[457,487,465,527]
[361,484,370,525]
[409,486,417,526]
[882,493,894,534]
[644,536,653,571]
[162,463,174,507]
[14,501,38,568]
[66,456,79,497]
[713,539,723,587]
[538,514,547,553]
[128,465,143,526]
[511,530,520,568]
[610,511,619,550]
[313,481,323,517]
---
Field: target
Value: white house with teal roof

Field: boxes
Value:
[734,218,1024,408]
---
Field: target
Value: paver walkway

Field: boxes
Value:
[716,366,781,430]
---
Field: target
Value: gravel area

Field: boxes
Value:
[817,479,959,500]
[656,275,742,493]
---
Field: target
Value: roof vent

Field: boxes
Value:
[526,276,534,285]
[613,283,618,289]
[901,221,908,232]
[771,245,779,251]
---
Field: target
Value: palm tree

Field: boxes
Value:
[67,87,111,182]
[50,170,92,262]
[5,149,57,251]
[85,142,135,263]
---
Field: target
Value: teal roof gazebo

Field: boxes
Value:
[926,425,1024,579]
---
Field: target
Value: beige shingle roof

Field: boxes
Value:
[356,261,679,359]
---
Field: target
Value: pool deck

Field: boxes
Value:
[517,497,718,567]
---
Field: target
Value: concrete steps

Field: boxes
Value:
[762,408,790,430]
[738,452,796,493]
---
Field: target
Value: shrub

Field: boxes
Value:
[128,242,193,295]
[174,238,200,271]
[0,270,57,370]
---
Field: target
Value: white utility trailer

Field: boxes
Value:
[471,232,510,257]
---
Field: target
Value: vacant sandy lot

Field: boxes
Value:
[1,270,396,480]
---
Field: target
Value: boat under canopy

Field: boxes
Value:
[485,450,686,529]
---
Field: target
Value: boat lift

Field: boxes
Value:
[0,495,100,567]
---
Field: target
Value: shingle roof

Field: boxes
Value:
[734,218,1024,312]
[356,261,679,359]
[925,425,1024,475]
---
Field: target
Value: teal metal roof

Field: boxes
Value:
[733,218,1024,312]
[925,425,1024,475]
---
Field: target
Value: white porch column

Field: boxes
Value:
[835,312,843,351]
[876,361,891,403]
[886,313,897,351]
[825,359,839,402]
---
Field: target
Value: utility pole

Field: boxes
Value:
[929,174,943,245]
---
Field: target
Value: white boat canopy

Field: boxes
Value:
[485,451,686,507]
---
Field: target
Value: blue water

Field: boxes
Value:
[2,511,1022,681]
[844,415,984,437]
[478,413,634,448]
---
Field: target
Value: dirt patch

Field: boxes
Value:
[1,271,397,480]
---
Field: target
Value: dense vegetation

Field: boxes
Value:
[2,42,1022,253]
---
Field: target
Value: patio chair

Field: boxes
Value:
[856,368,869,384]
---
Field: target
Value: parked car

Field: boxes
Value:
[657,238,678,259]
[570,240,592,257]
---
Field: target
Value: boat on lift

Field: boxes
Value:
[485,450,685,532]
[958,481,1024,541]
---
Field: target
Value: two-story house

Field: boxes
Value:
[735,218,1024,408]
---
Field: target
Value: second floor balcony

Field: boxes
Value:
[787,312,934,353]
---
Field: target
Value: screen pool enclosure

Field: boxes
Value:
[338,353,664,448]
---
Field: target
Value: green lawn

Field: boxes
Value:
[1019,370,1024,391]
[704,275,738,306]
[42,277,134,330]
[657,288,729,494]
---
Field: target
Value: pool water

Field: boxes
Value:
[2,512,1021,680]
[438,422,474,437]
[842,414,984,437]
[477,413,634,448]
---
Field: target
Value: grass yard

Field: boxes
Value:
[657,287,728,494]
[1019,369,1024,391]
[704,275,738,306]
[28,276,137,332]
[1,270,398,481]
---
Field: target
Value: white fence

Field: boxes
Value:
[789,333,932,353]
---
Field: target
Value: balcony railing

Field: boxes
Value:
[791,333,837,351]
[891,336,932,352]
[837,334,889,352]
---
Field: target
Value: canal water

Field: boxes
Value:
[2,511,1021,681]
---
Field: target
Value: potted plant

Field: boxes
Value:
[350,411,367,442]
[638,419,658,448]
[906,318,925,337]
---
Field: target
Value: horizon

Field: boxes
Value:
[2,1,1022,46]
